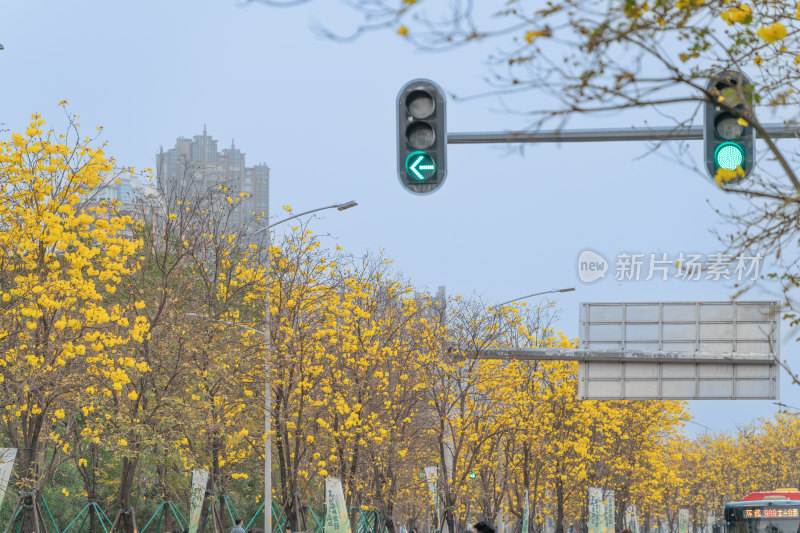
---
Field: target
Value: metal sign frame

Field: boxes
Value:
[479,301,780,401]
[576,301,778,400]
[579,301,778,357]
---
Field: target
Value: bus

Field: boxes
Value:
[725,489,800,533]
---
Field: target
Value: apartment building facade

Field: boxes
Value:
[155,126,270,228]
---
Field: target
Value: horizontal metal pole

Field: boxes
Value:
[478,347,776,364]
[447,124,800,144]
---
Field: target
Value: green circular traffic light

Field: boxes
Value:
[405,151,437,181]
[714,142,745,170]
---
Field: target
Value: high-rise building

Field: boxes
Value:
[156,126,270,227]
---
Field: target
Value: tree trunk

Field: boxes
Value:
[555,481,565,533]
[444,494,456,533]
[156,455,171,533]
[16,415,44,533]
[89,443,99,533]
[199,488,213,533]
[17,435,48,533]
[275,388,289,526]
[293,491,304,531]
[117,455,140,533]
[384,499,396,533]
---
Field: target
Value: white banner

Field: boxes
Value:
[521,490,529,533]
[588,488,604,533]
[606,491,615,533]
[325,478,352,533]
[188,469,209,533]
[0,448,17,512]
[424,466,439,526]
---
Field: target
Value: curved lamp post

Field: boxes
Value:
[489,287,575,310]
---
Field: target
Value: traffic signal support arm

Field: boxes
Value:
[446,123,799,144]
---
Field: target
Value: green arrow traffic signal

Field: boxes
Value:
[405,151,436,181]
[397,79,447,194]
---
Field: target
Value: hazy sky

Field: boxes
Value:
[1,0,796,435]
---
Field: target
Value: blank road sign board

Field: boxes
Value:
[578,301,779,400]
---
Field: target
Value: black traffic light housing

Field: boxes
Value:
[397,79,447,194]
[704,70,755,184]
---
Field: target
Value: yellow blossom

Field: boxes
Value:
[720,4,751,25]
[757,23,787,44]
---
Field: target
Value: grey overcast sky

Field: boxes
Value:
[1,0,796,435]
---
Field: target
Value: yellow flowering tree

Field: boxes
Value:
[267,223,342,530]
[93,177,250,532]
[316,256,439,533]
[165,187,267,531]
[0,108,147,529]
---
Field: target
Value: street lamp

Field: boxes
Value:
[184,200,357,532]
[489,287,575,310]
[255,201,358,235]
[252,201,357,533]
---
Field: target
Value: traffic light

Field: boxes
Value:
[469,472,476,479]
[704,70,755,184]
[397,79,447,194]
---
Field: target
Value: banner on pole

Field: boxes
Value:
[588,488,604,533]
[606,491,615,533]
[188,469,209,533]
[679,509,690,533]
[325,478,352,533]
[522,490,530,533]
[424,466,439,528]
[0,448,17,512]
